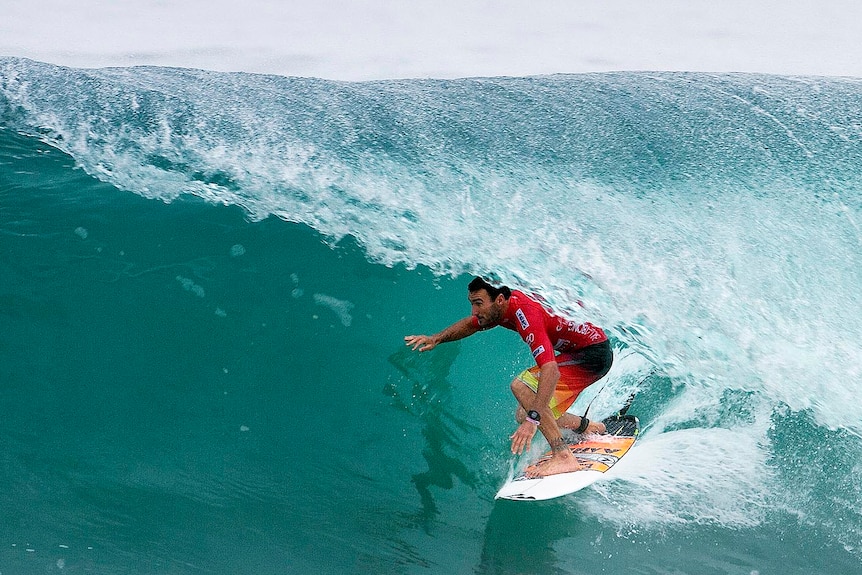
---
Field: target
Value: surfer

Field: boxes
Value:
[405,277,612,477]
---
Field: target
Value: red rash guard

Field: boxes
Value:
[471,290,607,366]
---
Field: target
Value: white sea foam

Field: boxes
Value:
[176,276,205,298]
[313,293,354,327]
[584,424,773,529]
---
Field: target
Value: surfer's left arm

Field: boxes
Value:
[512,302,561,422]
[531,361,560,418]
[510,361,564,454]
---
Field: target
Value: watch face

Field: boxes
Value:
[527,410,541,421]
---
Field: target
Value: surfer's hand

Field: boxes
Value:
[404,335,437,352]
[510,421,537,455]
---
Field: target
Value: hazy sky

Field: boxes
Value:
[3,0,862,80]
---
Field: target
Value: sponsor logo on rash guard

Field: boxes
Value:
[531,345,545,359]
[516,309,530,330]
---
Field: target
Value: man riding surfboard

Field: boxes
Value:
[405,277,612,477]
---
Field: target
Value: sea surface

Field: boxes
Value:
[1,57,861,574]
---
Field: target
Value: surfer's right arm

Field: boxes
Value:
[405,317,479,352]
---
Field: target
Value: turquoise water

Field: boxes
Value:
[1,57,861,574]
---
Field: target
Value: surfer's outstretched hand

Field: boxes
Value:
[510,421,537,454]
[404,334,437,352]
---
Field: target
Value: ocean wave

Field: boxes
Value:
[4,58,860,407]
[2,58,862,528]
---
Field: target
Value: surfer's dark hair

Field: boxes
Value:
[468,277,511,300]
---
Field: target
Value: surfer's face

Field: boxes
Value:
[469,289,504,327]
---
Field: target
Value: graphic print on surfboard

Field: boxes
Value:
[495,414,640,501]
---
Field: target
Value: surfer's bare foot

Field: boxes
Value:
[587,420,606,434]
[525,453,581,478]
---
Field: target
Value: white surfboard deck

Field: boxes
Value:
[495,414,639,501]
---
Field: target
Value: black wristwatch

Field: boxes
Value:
[526,410,541,424]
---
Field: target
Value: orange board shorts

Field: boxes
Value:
[516,340,612,418]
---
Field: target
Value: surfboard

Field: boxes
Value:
[495,414,639,501]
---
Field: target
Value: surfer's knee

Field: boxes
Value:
[510,376,533,398]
